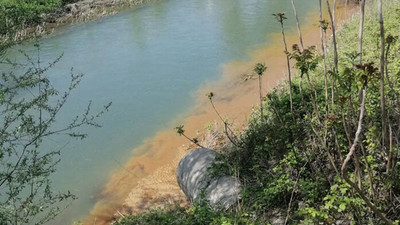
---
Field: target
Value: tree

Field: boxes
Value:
[318,0,329,111]
[341,63,393,225]
[254,63,267,121]
[290,0,304,50]
[325,0,338,108]
[0,44,111,225]
[325,0,338,72]
[273,12,294,117]
[289,45,320,119]
[0,7,111,224]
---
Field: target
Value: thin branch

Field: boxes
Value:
[341,80,393,225]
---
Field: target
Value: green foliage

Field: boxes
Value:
[319,19,329,31]
[0,0,80,50]
[298,178,365,224]
[174,125,203,147]
[272,12,287,24]
[115,202,260,225]
[175,125,185,136]
[207,91,214,100]
[253,63,267,76]
[0,0,60,30]
[115,206,191,225]
[0,0,66,55]
[289,45,319,77]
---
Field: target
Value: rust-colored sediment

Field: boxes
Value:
[83,2,355,225]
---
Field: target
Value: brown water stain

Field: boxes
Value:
[82,2,357,224]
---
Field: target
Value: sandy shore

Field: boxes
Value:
[82,2,356,225]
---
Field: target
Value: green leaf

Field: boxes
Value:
[339,203,346,212]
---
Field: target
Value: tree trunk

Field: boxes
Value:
[333,0,337,25]
[378,0,387,149]
[280,21,294,117]
[259,75,264,121]
[326,0,338,72]
[319,0,329,111]
[358,0,366,63]
[326,0,338,108]
[291,0,304,50]
[305,72,320,119]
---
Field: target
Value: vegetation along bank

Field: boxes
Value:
[0,0,156,43]
[116,0,400,224]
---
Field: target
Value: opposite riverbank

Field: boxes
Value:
[82,2,357,225]
[46,0,160,24]
[1,0,158,42]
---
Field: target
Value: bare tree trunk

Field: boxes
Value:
[352,149,362,189]
[259,75,264,121]
[319,0,333,182]
[326,0,338,108]
[323,30,333,71]
[305,72,320,120]
[378,0,387,149]
[279,21,294,117]
[333,0,337,24]
[291,0,304,107]
[385,36,400,104]
[387,125,393,173]
[387,124,394,204]
[326,0,338,72]
[359,0,366,63]
[319,0,329,111]
[291,0,304,50]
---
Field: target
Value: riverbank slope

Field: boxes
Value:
[83,2,357,224]
[115,0,400,224]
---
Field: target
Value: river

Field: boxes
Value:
[3,0,321,224]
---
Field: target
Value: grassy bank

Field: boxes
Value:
[0,0,154,45]
[114,0,400,224]
[0,0,74,34]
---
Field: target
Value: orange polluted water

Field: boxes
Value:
[83,2,355,224]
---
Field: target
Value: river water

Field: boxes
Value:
[4,0,319,224]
